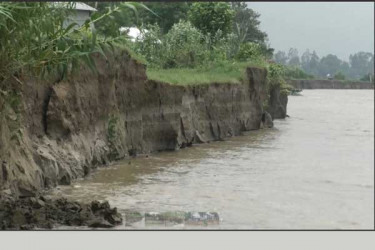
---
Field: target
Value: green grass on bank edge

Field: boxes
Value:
[118,45,373,85]
[146,61,265,86]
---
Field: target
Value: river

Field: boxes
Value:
[49,90,374,229]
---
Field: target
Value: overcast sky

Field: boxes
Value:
[247,2,374,61]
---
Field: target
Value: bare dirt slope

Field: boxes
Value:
[0,50,286,198]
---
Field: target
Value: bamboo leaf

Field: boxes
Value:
[62,22,79,36]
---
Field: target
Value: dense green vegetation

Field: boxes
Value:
[84,1,286,86]
[0,2,277,89]
[128,2,293,87]
[0,1,300,92]
[1,1,372,92]
[187,2,235,39]
[0,2,148,85]
[7,1,369,97]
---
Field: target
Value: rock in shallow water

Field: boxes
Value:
[261,111,274,128]
[88,219,114,228]
[0,196,122,230]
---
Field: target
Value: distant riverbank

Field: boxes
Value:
[288,79,374,89]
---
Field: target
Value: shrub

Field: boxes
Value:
[334,72,346,80]
[267,63,285,82]
[284,66,314,79]
[131,21,233,69]
[131,24,164,67]
[235,42,263,62]
[163,20,207,68]
[359,74,373,82]
[188,2,234,39]
[201,30,231,64]
[224,33,241,59]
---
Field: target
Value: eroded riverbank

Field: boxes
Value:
[48,90,374,229]
[1,50,287,198]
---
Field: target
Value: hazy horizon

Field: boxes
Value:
[247,2,374,61]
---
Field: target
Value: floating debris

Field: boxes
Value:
[143,211,220,226]
[124,210,143,226]
[145,211,186,225]
[185,212,220,226]
[290,88,303,96]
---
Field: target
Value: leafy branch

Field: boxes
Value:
[0,2,150,84]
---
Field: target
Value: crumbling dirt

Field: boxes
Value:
[0,194,122,230]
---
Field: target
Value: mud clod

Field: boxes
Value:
[0,196,122,230]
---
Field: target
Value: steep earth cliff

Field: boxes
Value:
[266,85,288,119]
[0,50,285,198]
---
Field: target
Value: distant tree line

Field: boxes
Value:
[273,49,374,81]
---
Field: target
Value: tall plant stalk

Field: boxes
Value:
[0,2,150,86]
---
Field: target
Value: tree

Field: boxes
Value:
[318,54,342,77]
[301,49,311,72]
[139,2,191,34]
[360,73,374,82]
[301,50,323,76]
[271,49,374,80]
[229,2,273,59]
[188,2,234,38]
[87,2,157,37]
[339,61,350,78]
[258,43,274,59]
[308,51,320,75]
[88,2,137,37]
[334,72,345,80]
[235,42,262,61]
[287,48,300,67]
[273,51,288,65]
[231,2,267,44]
[349,52,374,79]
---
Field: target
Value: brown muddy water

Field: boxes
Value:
[48,90,374,230]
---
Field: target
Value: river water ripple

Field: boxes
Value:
[49,90,374,229]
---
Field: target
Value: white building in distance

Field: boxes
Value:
[119,27,162,44]
[52,2,97,28]
[67,2,97,27]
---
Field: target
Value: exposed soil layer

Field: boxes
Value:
[266,85,288,119]
[0,49,286,200]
